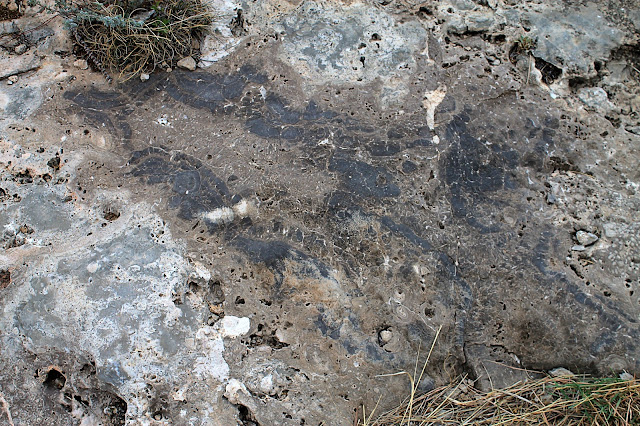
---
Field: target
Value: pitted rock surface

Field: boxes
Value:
[1,0,639,425]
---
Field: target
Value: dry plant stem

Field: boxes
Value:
[367,326,442,426]
[368,375,640,425]
[68,0,213,81]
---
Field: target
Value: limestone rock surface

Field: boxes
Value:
[1,1,639,425]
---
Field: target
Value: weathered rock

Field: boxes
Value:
[578,87,615,112]
[549,367,576,378]
[177,56,197,71]
[14,44,27,55]
[465,12,498,33]
[576,230,599,246]
[72,58,89,70]
[1,1,639,425]
[0,53,40,79]
[620,372,634,381]
[526,4,626,76]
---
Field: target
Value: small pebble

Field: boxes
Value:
[177,56,197,71]
[576,230,599,246]
[571,245,586,251]
[140,73,150,81]
[73,59,89,70]
[7,75,18,85]
[549,367,575,377]
[620,372,634,381]
[379,330,393,344]
[14,44,27,55]
[603,223,617,238]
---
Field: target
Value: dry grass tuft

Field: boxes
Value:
[363,374,640,425]
[361,326,639,425]
[39,0,214,80]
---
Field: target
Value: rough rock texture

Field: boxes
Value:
[1,0,639,425]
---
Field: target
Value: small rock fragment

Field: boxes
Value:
[14,44,27,55]
[177,56,197,71]
[578,87,614,112]
[620,372,634,381]
[7,75,18,85]
[259,374,274,394]
[576,230,598,246]
[466,12,495,33]
[224,379,249,405]
[549,367,575,377]
[546,192,556,204]
[73,59,89,70]
[379,329,392,344]
[140,73,150,81]
[603,223,617,238]
[571,245,586,251]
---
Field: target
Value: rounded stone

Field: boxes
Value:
[379,329,393,343]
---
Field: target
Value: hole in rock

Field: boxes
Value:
[44,368,66,390]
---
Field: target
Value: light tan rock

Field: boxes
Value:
[176,56,197,71]
[73,59,89,70]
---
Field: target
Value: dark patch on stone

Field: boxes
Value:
[160,67,264,113]
[63,89,127,110]
[444,110,520,232]
[127,147,231,223]
[314,313,340,340]
[386,127,407,139]
[406,138,432,149]
[0,269,10,289]
[534,233,637,326]
[282,126,304,140]
[401,161,417,173]
[342,339,358,355]
[366,341,384,361]
[104,393,128,426]
[247,117,281,138]
[103,208,120,221]
[380,216,472,309]
[265,94,301,124]
[303,100,337,121]
[329,156,400,198]
[234,237,332,299]
[407,321,433,343]
[435,93,456,114]
[64,91,133,143]
[368,141,401,156]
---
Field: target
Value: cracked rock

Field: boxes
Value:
[576,230,599,246]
